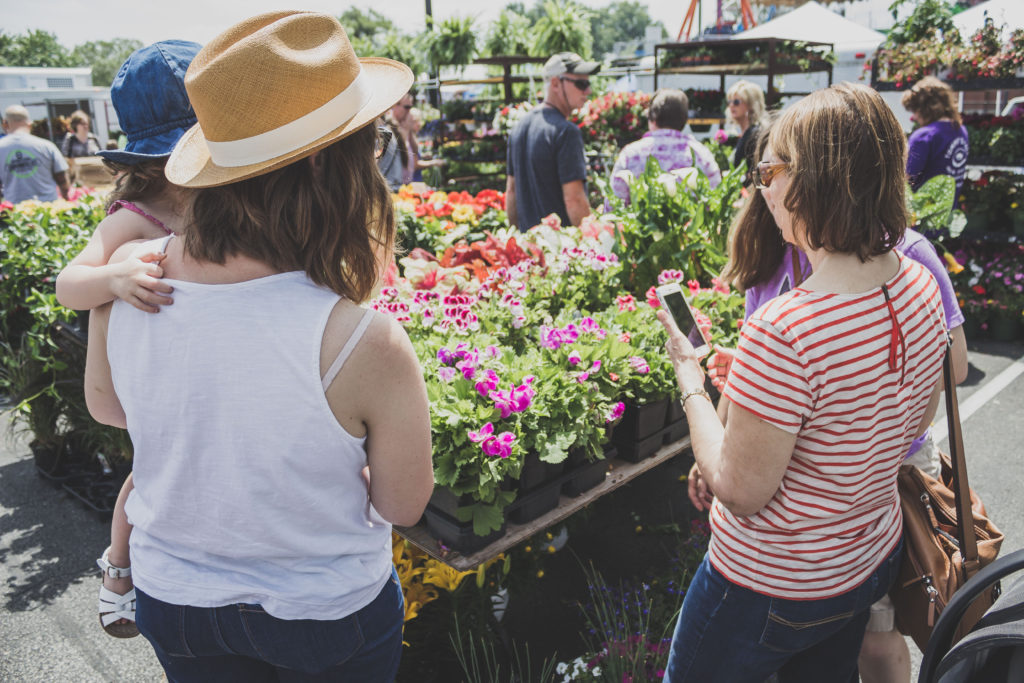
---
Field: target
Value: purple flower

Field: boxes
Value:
[437,347,455,364]
[475,369,501,397]
[456,359,477,380]
[606,401,625,423]
[438,367,457,382]
[568,351,582,366]
[579,317,607,339]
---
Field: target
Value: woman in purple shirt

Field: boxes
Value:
[700,123,968,683]
[901,77,969,194]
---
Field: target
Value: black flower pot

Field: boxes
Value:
[517,452,566,493]
[616,430,665,463]
[507,480,562,524]
[423,507,506,553]
[613,398,670,447]
[562,448,610,497]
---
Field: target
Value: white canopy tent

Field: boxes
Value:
[737,1,885,53]
[953,0,1024,38]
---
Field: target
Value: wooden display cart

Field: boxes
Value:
[653,37,835,107]
[396,436,693,570]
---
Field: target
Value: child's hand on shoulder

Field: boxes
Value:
[111,245,174,313]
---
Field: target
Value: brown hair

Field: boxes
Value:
[901,76,961,127]
[649,89,689,130]
[103,159,172,206]
[768,83,907,262]
[69,110,90,129]
[722,118,788,290]
[183,123,394,303]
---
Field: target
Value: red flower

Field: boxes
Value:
[972,285,986,295]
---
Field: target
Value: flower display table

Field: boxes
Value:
[396,436,693,570]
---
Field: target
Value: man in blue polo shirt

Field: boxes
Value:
[506,52,599,232]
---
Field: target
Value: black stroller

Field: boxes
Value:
[919,548,1024,682]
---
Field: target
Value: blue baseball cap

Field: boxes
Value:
[98,40,201,165]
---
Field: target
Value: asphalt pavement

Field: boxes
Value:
[1,340,1022,682]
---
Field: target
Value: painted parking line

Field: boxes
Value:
[933,357,1024,444]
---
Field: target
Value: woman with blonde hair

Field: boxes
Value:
[658,82,948,682]
[84,11,433,680]
[61,110,101,157]
[726,79,766,172]
[901,75,969,193]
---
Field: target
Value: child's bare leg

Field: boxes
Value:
[100,473,135,627]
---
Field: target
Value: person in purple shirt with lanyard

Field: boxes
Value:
[700,122,968,683]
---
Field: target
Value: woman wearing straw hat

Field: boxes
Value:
[84,11,433,680]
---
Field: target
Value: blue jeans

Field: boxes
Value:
[663,539,903,683]
[135,567,404,682]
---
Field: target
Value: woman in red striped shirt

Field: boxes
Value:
[658,83,949,682]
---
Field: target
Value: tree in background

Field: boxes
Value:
[532,0,593,58]
[0,29,73,67]
[70,38,143,86]
[589,1,666,60]
[340,7,429,78]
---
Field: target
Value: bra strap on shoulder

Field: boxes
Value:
[321,308,376,391]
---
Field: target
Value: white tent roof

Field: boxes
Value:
[738,2,886,52]
[953,0,1024,38]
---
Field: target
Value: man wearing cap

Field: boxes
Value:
[0,105,70,204]
[506,52,599,231]
[610,89,722,202]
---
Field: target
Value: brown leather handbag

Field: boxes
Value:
[890,349,1004,651]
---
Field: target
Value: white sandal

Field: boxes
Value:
[97,547,139,638]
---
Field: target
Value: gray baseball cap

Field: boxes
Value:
[542,52,601,78]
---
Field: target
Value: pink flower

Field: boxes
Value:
[616,294,637,312]
[438,367,457,382]
[568,351,582,366]
[714,128,729,143]
[475,369,501,397]
[646,286,660,307]
[606,401,625,423]
[481,431,516,458]
[686,279,701,295]
[629,356,650,374]
[619,332,631,343]
[579,317,607,339]
[467,422,495,443]
[490,377,536,418]
[658,269,685,285]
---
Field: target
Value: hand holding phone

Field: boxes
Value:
[655,283,711,358]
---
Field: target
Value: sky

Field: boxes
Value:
[5,0,830,49]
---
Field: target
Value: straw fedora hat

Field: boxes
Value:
[165,11,413,188]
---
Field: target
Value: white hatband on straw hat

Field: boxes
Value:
[166,11,413,188]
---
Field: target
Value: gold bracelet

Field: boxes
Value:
[680,387,711,408]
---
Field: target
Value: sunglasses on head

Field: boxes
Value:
[752,161,787,189]
[374,126,393,160]
[559,76,591,91]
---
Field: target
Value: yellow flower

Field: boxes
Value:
[402,582,439,622]
[536,570,545,578]
[942,252,964,275]
[1012,203,1019,209]
[451,204,476,224]
[422,561,475,592]
[428,191,448,204]
[547,545,556,554]
[524,545,532,553]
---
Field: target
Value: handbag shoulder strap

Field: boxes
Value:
[943,345,980,570]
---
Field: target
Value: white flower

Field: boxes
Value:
[591,666,602,677]
[556,662,568,675]
[671,166,700,190]
[657,172,678,197]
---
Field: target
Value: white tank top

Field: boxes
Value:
[109,267,391,620]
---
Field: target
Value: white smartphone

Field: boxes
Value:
[655,282,711,358]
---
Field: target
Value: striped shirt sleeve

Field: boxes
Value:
[724,314,811,434]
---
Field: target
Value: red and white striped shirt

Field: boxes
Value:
[714,253,948,599]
